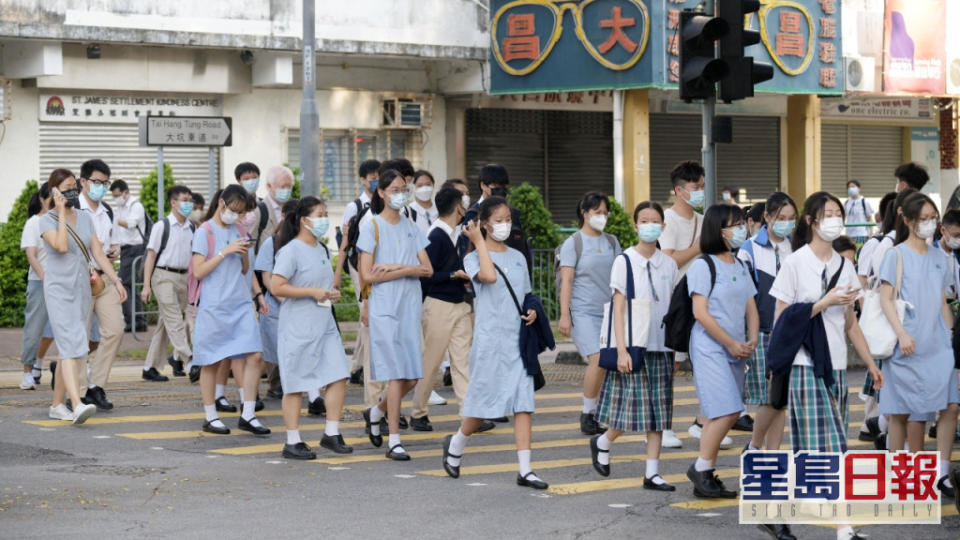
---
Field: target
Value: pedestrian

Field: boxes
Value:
[745,202,765,238]
[588,201,678,491]
[878,192,956,495]
[833,236,857,264]
[109,179,148,333]
[557,191,622,435]
[409,169,439,235]
[893,162,929,193]
[270,196,352,459]
[191,184,268,436]
[721,185,738,205]
[843,180,874,244]
[768,191,881,540]
[19,183,53,390]
[460,164,532,281]
[189,192,205,227]
[684,204,758,499]
[442,196,547,489]
[42,168,127,424]
[357,169,432,459]
[739,192,797,451]
[139,185,195,382]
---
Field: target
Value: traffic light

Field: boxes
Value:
[678,11,730,102]
[718,0,775,102]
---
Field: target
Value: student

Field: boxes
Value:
[270,196,352,459]
[442,197,547,489]
[558,192,622,435]
[189,193,205,226]
[460,164,531,280]
[893,162,929,193]
[191,184,268,436]
[721,185,738,205]
[140,185,195,382]
[442,178,471,212]
[109,179,147,333]
[768,191,881,540]
[685,204,758,499]
[589,201,678,491]
[19,184,52,390]
[832,236,857,263]
[43,168,126,424]
[357,169,432,460]
[740,193,797,451]
[745,203,765,238]
[878,192,956,495]
[409,170,439,235]
[843,180,874,244]
[338,158,382,250]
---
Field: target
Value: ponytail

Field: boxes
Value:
[204,189,223,223]
[276,196,324,253]
[894,192,937,245]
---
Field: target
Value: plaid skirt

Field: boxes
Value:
[789,365,848,453]
[596,351,674,433]
[744,332,771,405]
[861,358,882,398]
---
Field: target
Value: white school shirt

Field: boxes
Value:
[844,197,874,238]
[20,215,49,281]
[409,199,439,235]
[146,215,195,270]
[428,218,459,245]
[608,248,679,352]
[659,208,702,275]
[768,245,860,370]
[112,196,145,246]
[341,190,372,229]
[79,194,114,268]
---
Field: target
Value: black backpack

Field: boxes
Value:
[153,216,196,262]
[341,201,417,272]
[663,255,717,353]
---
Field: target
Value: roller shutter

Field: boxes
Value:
[821,124,902,198]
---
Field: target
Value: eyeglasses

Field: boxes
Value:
[84,178,110,186]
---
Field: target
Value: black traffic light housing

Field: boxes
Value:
[718,0,775,102]
[678,10,730,102]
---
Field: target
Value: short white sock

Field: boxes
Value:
[308,388,321,402]
[518,449,533,476]
[447,430,469,467]
[747,442,760,451]
[740,409,747,417]
[88,383,96,390]
[646,459,666,484]
[904,441,910,452]
[215,384,225,399]
[238,388,245,402]
[242,401,256,421]
[369,406,383,436]
[942,458,951,478]
[597,433,611,465]
[324,421,339,437]
[286,429,301,445]
[694,457,713,472]
[31,366,41,376]
[582,396,598,414]
[204,404,218,422]
[878,415,889,433]
[441,360,450,370]
[837,525,854,540]
[388,433,405,453]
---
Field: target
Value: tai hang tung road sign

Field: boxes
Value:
[138,115,233,147]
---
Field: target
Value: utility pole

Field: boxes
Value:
[299,0,319,197]
[701,96,716,205]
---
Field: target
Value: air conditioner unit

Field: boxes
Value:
[845,56,876,92]
[382,98,424,129]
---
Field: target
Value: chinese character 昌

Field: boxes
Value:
[503,13,540,62]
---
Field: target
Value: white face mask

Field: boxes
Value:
[491,222,511,242]
[816,216,844,242]
[917,219,938,240]
[414,185,433,202]
[221,208,241,225]
[462,194,471,209]
[588,214,607,232]
[946,235,960,250]
[189,209,204,222]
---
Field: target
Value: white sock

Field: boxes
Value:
[31,366,41,377]
[324,421,339,437]
[242,401,256,421]
[215,384,225,399]
[837,525,854,540]
[518,449,541,481]
[204,405,225,428]
[597,433,611,465]
[308,388,321,402]
[646,459,666,484]
[942,458,951,478]
[369,406,384,436]
[740,409,747,417]
[388,433,405,453]
[695,457,713,472]
[904,441,910,452]
[238,387,245,402]
[582,396,598,414]
[747,442,760,451]
[447,429,469,467]
[878,415,889,433]
[88,382,96,390]
[286,429,301,445]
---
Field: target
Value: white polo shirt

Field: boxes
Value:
[147,214,195,270]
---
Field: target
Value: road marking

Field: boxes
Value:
[696,512,722,517]
[608,503,632,508]
[548,468,741,496]
[672,499,739,510]
[93,435,112,439]
[394,474,415,479]
[150,446,164,450]
[328,466,350,471]
[265,460,282,464]
[467,482,487,486]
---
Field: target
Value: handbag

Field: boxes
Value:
[598,253,651,372]
[859,247,911,359]
[63,218,105,296]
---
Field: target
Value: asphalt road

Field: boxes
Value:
[1,364,958,539]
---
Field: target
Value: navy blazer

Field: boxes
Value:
[519,294,554,391]
[767,302,834,387]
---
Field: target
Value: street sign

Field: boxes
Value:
[138,115,232,147]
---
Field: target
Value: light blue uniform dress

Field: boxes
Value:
[272,238,349,393]
[461,247,535,418]
[253,236,281,365]
[878,244,953,416]
[688,255,757,419]
[356,214,429,381]
[39,211,93,359]
[559,232,621,357]
[191,222,262,366]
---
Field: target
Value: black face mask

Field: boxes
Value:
[62,189,81,209]
[490,187,508,198]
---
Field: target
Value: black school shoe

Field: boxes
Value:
[142,368,169,382]
[590,435,610,477]
[757,524,796,540]
[202,419,230,435]
[938,476,956,498]
[238,416,271,435]
[266,387,283,399]
[732,414,754,432]
[282,442,316,460]
[82,386,113,411]
[410,416,433,432]
[643,475,676,492]
[189,365,201,383]
[686,464,737,498]
[476,421,496,433]
[442,434,461,478]
[580,413,602,436]
[386,444,411,461]
[349,368,363,385]
[320,434,353,454]
[308,397,326,417]
[516,472,548,490]
[443,366,452,387]
[490,416,509,423]
[951,468,960,515]
[215,396,237,413]
[363,409,383,447]
[168,356,186,377]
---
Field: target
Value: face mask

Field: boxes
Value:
[946,236,960,250]
[88,183,107,202]
[306,216,329,239]
[189,209,204,222]
[177,201,194,218]
[771,220,795,238]
[722,192,732,202]
[62,189,81,209]
[685,188,705,210]
[637,223,662,243]
[491,222,512,242]
[490,187,508,198]
[917,219,938,240]
[241,177,259,194]
[388,192,408,210]
[848,187,859,197]
[727,225,747,249]
[414,186,433,202]
[368,180,379,194]
[588,214,607,232]
[816,216,844,242]
[221,208,240,225]
[274,188,292,203]
[462,194,471,209]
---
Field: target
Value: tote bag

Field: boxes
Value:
[859,247,910,359]
[599,253,651,371]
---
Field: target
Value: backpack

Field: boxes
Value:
[662,255,718,353]
[154,216,196,263]
[554,231,617,301]
[254,201,269,253]
[134,200,153,245]
[187,220,247,306]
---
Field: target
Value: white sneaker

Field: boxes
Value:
[19,373,37,390]
[687,422,702,439]
[661,429,682,448]
[428,390,447,406]
[49,404,73,420]
[720,434,733,449]
[72,403,96,425]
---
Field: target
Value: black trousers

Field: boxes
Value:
[119,243,146,330]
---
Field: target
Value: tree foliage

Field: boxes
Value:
[138,162,177,220]
[606,198,638,249]
[0,181,39,326]
[507,182,561,249]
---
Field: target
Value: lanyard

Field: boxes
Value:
[646,263,659,302]
[774,245,781,273]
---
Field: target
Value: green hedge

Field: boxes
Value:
[0,181,39,326]
[606,198,638,249]
[138,162,177,220]
[507,182,561,249]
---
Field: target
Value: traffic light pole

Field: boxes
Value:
[701,95,716,206]
[299,0,319,197]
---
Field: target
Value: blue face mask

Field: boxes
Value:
[637,223,662,243]
[727,224,747,249]
[307,216,329,239]
[274,188,292,203]
[177,201,194,218]
[88,183,107,202]
[388,192,408,210]
[771,220,795,238]
[368,180,379,194]
[685,188,705,210]
[241,177,259,194]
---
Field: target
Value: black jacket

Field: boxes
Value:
[519,294,554,391]
[768,302,834,387]
[420,227,467,303]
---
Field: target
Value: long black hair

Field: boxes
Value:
[765,191,797,221]
[204,185,248,223]
[895,192,938,245]
[701,204,744,255]
[270,199,301,259]
[27,182,50,218]
[276,196,324,253]
[632,200,664,223]
[465,196,509,251]
[880,188,916,235]
[793,191,844,252]
[576,191,609,227]
[370,169,405,215]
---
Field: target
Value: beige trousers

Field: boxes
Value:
[412,297,472,418]
[81,285,125,389]
[144,269,192,370]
